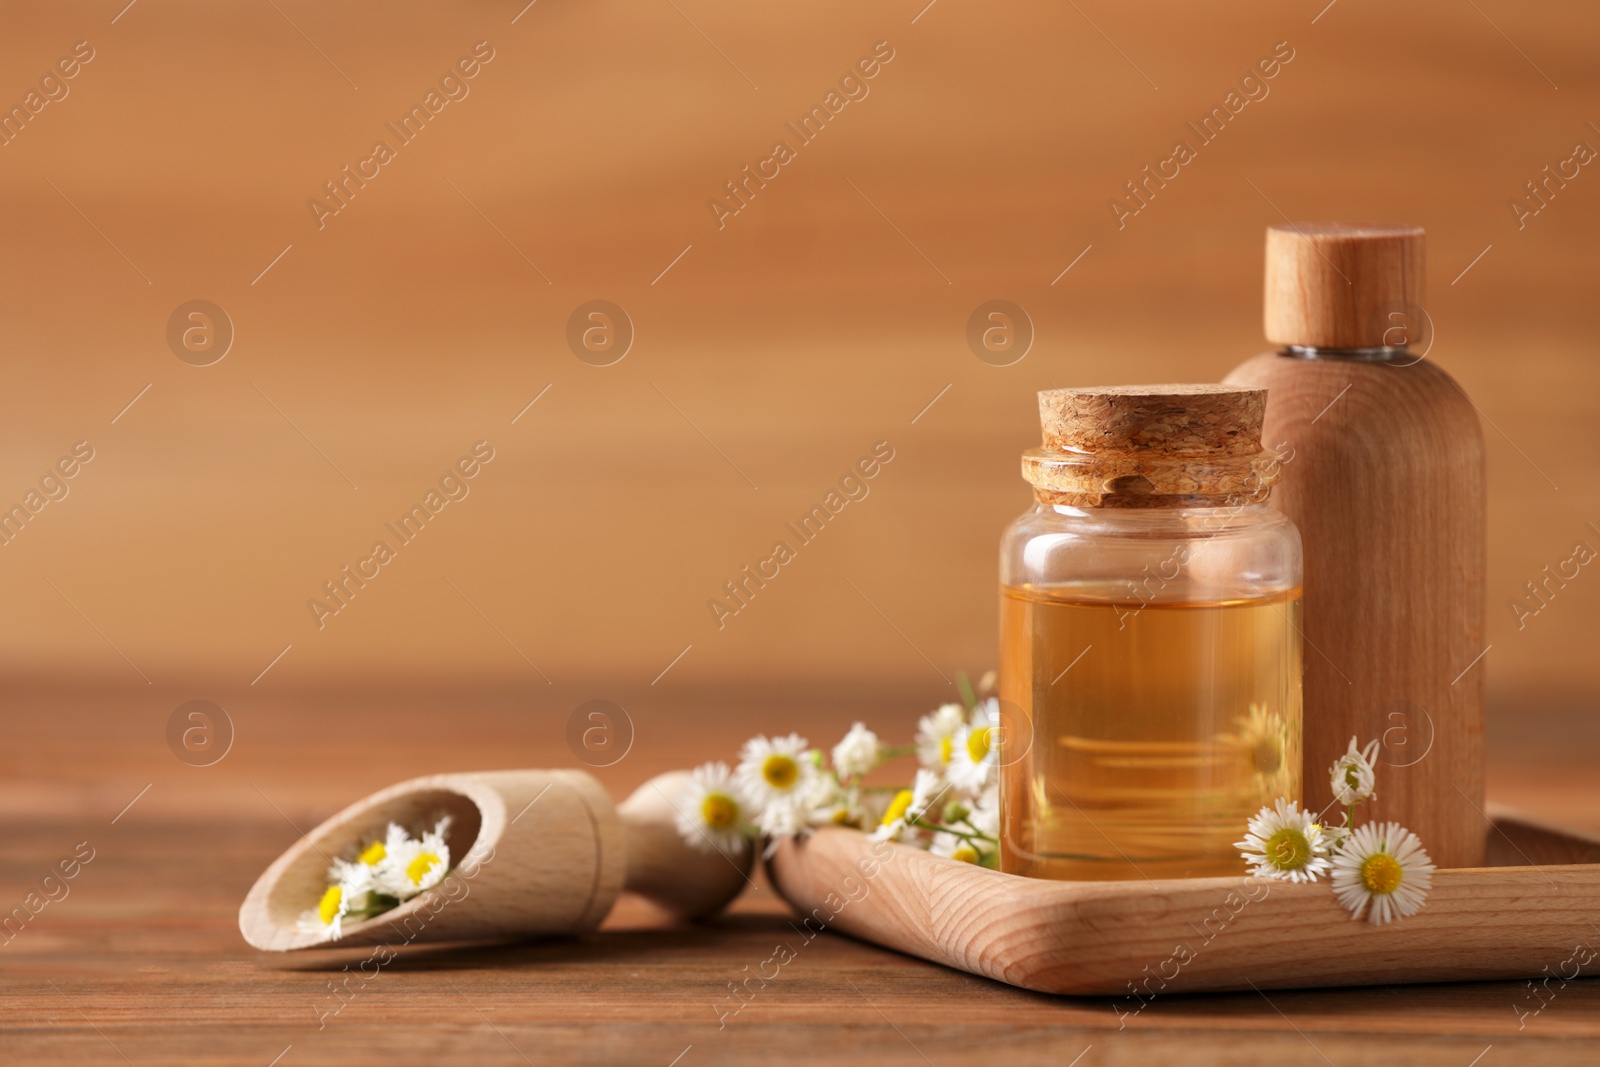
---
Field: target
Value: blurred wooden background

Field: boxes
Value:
[0,0,1596,712]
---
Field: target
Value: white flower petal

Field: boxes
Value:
[831,722,881,779]
[1328,820,1435,924]
[675,761,754,855]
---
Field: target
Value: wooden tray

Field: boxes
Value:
[766,804,1600,996]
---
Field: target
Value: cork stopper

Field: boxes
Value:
[1039,384,1265,456]
[1024,384,1280,507]
[1264,223,1425,349]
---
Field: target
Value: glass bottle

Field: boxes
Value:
[998,384,1303,881]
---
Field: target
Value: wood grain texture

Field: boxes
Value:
[1263,224,1426,348]
[4,687,1600,1065]
[767,812,1600,997]
[1226,352,1488,868]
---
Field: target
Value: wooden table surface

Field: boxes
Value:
[4,682,1599,1066]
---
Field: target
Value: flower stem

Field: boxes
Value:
[908,815,996,843]
[956,673,978,712]
[959,817,997,842]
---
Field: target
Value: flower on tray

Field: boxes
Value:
[946,699,1000,793]
[1330,736,1381,806]
[914,703,965,773]
[298,816,454,940]
[1330,821,1437,925]
[735,733,816,814]
[1235,798,1330,883]
[871,769,947,845]
[931,831,982,865]
[676,671,1002,867]
[1238,734,1436,924]
[831,722,881,780]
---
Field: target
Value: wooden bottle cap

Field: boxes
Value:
[1025,384,1280,507]
[1264,222,1425,348]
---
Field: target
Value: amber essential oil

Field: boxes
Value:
[999,582,1302,880]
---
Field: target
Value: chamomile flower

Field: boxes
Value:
[297,885,349,938]
[831,722,881,780]
[676,761,755,855]
[1331,736,1381,805]
[871,789,916,843]
[296,858,372,939]
[373,816,452,900]
[800,771,865,829]
[1235,798,1331,883]
[735,733,816,815]
[755,795,813,856]
[811,797,866,829]
[871,769,946,843]
[947,700,999,793]
[1330,821,1435,925]
[332,855,375,901]
[930,831,983,865]
[915,703,966,772]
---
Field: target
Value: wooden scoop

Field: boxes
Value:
[239,769,752,951]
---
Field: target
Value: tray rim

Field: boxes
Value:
[764,802,1600,997]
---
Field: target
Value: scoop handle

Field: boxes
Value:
[618,771,755,920]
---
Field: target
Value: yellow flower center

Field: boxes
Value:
[317,885,342,924]
[966,726,992,763]
[1344,765,1363,790]
[1253,737,1282,775]
[406,851,442,885]
[880,789,914,826]
[700,792,739,830]
[831,808,853,826]
[358,840,386,865]
[762,754,798,790]
[938,736,953,765]
[951,844,980,864]
[1264,827,1311,871]
[1360,852,1404,895]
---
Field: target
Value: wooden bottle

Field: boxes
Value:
[1224,223,1487,869]
[240,769,754,951]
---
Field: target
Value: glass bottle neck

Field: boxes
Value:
[1041,499,1277,532]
